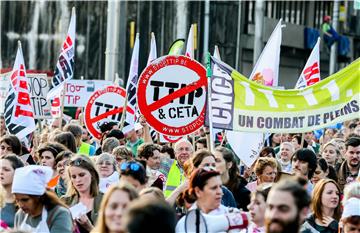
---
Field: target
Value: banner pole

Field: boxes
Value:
[119,94,128,131]
[206,52,215,152]
[300,132,305,148]
[59,82,66,131]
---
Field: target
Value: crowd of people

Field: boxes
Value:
[0,114,359,233]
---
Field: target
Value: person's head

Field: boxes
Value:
[265,180,310,233]
[311,179,341,221]
[341,198,360,233]
[311,158,329,185]
[259,147,276,158]
[343,182,360,204]
[291,148,317,180]
[112,146,133,165]
[174,139,193,167]
[279,142,294,162]
[0,155,25,188]
[291,135,308,150]
[139,187,165,201]
[96,153,117,178]
[93,183,138,233]
[105,129,126,146]
[324,15,331,22]
[119,161,147,192]
[187,168,223,214]
[102,137,120,154]
[248,184,272,227]
[37,142,68,170]
[63,123,83,147]
[214,146,236,176]
[330,138,346,157]
[55,151,73,179]
[12,165,65,216]
[50,118,66,129]
[0,115,6,136]
[254,157,278,184]
[122,197,176,233]
[344,137,360,169]
[195,137,207,151]
[138,144,161,170]
[304,131,314,142]
[160,144,175,159]
[0,135,22,157]
[322,142,341,166]
[53,131,77,153]
[66,155,99,197]
[191,149,216,170]
[271,133,282,146]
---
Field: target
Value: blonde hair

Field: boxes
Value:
[92,183,138,233]
[343,182,360,203]
[254,157,277,177]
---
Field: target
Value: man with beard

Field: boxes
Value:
[265,180,310,233]
[337,137,360,191]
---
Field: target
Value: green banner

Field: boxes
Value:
[210,57,360,133]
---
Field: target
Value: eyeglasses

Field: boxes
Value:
[176,147,192,152]
[120,162,140,172]
[96,160,113,166]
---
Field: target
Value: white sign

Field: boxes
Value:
[0,72,10,114]
[64,80,113,107]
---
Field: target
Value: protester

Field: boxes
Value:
[312,158,338,185]
[0,135,22,158]
[214,146,251,210]
[112,146,133,166]
[340,198,360,233]
[95,153,119,193]
[291,135,310,151]
[160,145,175,160]
[195,137,207,151]
[278,142,295,172]
[101,137,120,154]
[265,179,311,233]
[301,179,341,233]
[291,148,318,194]
[160,139,193,198]
[64,124,96,156]
[125,129,144,157]
[337,137,360,191]
[321,141,342,168]
[259,147,276,158]
[343,182,360,203]
[61,155,103,233]
[91,183,138,233]
[37,142,68,190]
[12,165,73,233]
[53,132,78,153]
[119,161,148,192]
[0,115,6,137]
[246,157,278,192]
[54,151,73,197]
[106,129,126,146]
[304,131,321,153]
[0,155,25,228]
[139,187,165,200]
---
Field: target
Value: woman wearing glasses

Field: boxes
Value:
[95,153,119,193]
[119,161,148,192]
[245,157,278,192]
[54,151,73,197]
[61,155,103,233]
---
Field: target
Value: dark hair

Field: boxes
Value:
[259,147,276,158]
[343,216,360,225]
[0,135,22,155]
[215,146,240,192]
[270,179,311,211]
[55,151,74,164]
[195,137,207,149]
[254,183,272,201]
[53,132,77,153]
[125,198,176,233]
[63,124,83,138]
[293,135,309,148]
[160,145,175,159]
[2,154,25,170]
[99,121,118,134]
[345,137,360,150]
[138,144,161,160]
[191,149,214,168]
[291,148,318,179]
[40,190,68,210]
[106,129,125,140]
[120,161,148,185]
[37,142,68,166]
[186,168,220,202]
[317,158,338,182]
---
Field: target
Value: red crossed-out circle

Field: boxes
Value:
[84,86,134,140]
[137,55,207,136]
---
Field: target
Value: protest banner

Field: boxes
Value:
[84,86,134,140]
[63,80,112,107]
[137,55,207,136]
[0,72,10,114]
[210,57,360,133]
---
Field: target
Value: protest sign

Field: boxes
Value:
[137,55,207,136]
[0,72,10,114]
[84,86,133,140]
[210,57,360,133]
[64,80,112,107]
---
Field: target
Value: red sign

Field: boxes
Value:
[84,86,134,139]
[137,55,207,136]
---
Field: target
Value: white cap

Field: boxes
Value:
[134,123,143,131]
[12,165,53,196]
[342,197,360,219]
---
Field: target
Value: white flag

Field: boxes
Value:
[250,19,283,87]
[4,42,36,140]
[295,38,321,89]
[47,7,76,100]
[147,32,157,65]
[123,33,140,134]
[185,24,194,59]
